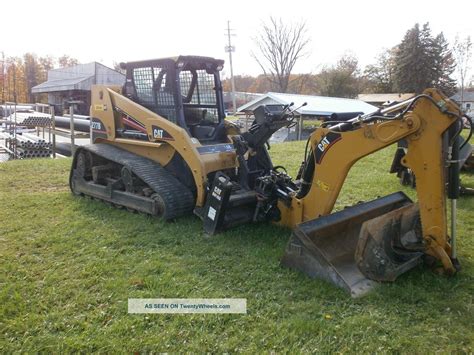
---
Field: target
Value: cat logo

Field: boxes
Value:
[315,132,342,164]
[317,136,331,152]
[150,125,174,141]
[153,128,164,139]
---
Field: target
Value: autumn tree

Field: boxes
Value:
[24,53,39,102]
[286,73,319,95]
[247,75,273,93]
[2,57,27,103]
[38,56,54,82]
[251,17,310,93]
[222,75,259,92]
[221,73,319,95]
[58,55,79,68]
[0,52,5,102]
[364,48,397,93]
[317,54,361,98]
[33,56,55,102]
[0,53,80,104]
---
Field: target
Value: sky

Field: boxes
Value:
[2,0,473,80]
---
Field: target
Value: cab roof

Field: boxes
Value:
[120,56,224,71]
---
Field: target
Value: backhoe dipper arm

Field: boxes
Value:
[283,89,461,273]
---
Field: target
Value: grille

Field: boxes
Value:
[203,108,219,122]
[133,67,177,123]
[133,67,154,106]
[179,70,216,105]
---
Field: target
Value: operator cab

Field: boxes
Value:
[121,56,227,143]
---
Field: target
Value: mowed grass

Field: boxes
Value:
[0,140,473,352]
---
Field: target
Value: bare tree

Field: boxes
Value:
[113,61,126,75]
[453,35,472,107]
[251,17,310,93]
[58,55,79,68]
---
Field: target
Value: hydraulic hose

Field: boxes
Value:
[460,114,473,149]
[295,148,315,199]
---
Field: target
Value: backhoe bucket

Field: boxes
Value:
[281,192,423,297]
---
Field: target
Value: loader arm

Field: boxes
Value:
[281,89,461,278]
[89,86,238,207]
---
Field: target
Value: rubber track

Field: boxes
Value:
[71,143,195,220]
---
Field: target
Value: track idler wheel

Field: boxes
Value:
[71,150,92,195]
[76,151,91,177]
[151,193,165,218]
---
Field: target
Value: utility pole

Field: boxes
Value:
[1,52,4,103]
[225,20,237,115]
[12,63,17,104]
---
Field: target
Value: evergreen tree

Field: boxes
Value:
[394,24,430,92]
[394,23,457,94]
[433,33,457,96]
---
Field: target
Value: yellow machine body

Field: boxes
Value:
[90,85,238,207]
[278,89,459,274]
[70,55,464,296]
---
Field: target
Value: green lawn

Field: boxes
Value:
[0,140,473,352]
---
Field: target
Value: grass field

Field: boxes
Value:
[1,140,473,352]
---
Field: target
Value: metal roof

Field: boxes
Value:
[31,62,125,94]
[358,93,415,104]
[31,76,95,93]
[451,91,474,102]
[238,92,378,116]
[223,91,263,103]
[122,56,224,70]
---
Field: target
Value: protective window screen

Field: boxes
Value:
[133,68,154,105]
[179,70,217,105]
[153,67,177,123]
[179,71,193,99]
[203,108,219,123]
[132,67,177,123]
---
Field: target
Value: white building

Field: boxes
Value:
[32,62,125,115]
[238,92,378,119]
[451,91,474,116]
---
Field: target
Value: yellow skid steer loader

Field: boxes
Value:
[70,56,466,296]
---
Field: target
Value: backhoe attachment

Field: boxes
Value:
[281,89,462,296]
[281,192,424,297]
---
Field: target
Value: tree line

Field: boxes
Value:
[224,21,472,99]
[0,54,78,104]
[1,21,471,105]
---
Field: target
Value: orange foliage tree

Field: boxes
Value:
[0,53,78,104]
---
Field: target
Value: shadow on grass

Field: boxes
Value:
[71,193,289,248]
